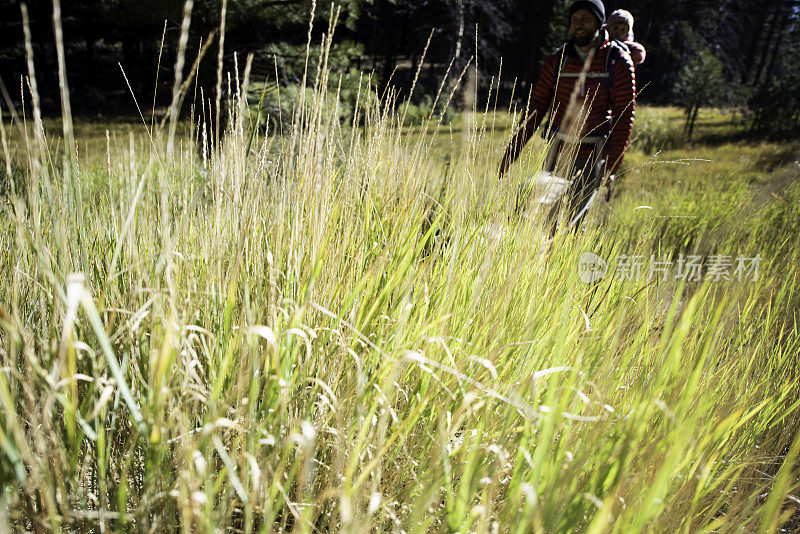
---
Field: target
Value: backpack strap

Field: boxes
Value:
[605,39,629,96]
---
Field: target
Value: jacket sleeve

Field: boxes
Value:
[605,51,636,174]
[627,41,646,65]
[498,53,558,176]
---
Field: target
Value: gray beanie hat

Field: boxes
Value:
[568,0,606,25]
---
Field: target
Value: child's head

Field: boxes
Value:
[607,9,634,41]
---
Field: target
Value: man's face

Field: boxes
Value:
[609,20,629,41]
[569,8,600,47]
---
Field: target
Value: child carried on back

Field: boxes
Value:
[607,9,646,65]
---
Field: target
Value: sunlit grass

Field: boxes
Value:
[1,30,800,534]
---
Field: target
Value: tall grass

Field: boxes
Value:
[1,7,800,533]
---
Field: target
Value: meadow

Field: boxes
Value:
[1,60,800,533]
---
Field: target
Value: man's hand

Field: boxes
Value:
[603,173,616,202]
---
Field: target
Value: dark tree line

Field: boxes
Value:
[0,0,798,135]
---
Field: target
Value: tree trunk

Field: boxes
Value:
[688,105,700,140]
[765,7,789,82]
[750,2,782,86]
[453,0,465,61]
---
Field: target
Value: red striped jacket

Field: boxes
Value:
[500,32,636,175]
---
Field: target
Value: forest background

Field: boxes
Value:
[1,0,798,137]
